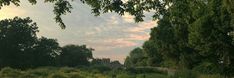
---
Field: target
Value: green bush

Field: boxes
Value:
[171,69,198,78]
[137,73,168,78]
[0,67,171,78]
[199,74,222,78]
[48,72,68,78]
[89,65,111,73]
[125,67,167,74]
[193,62,219,74]
[20,73,38,78]
[116,73,135,78]
[59,67,80,73]
[68,73,85,78]
[0,67,22,78]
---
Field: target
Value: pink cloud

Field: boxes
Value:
[104,39,138,47]
[126,21,157,33]
[128,34,150,41]
[83,38,138,52]
[122,13,135,23]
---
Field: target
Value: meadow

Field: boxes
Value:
[0,67,225,78]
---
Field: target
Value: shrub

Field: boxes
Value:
[68,73,84,78]
[171,69,198,78]
[0,67,22,78]
[199,74,222,78]
[193,62,219,74]
[25,67,56,77]
[20,73,38,78]
[48,72,68,78]
[116,73,135,78]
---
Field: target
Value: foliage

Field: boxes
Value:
[0,67,230,78]
[32,37,61,67]
[0,67,22,78]
[124,47,147,67]
[171,69,198,78]
[0,0,234,77]
[0,17,38,68]
[58,45,93,67]
[143,40,163,66]
[119,0,234,77]
[0,17,94,68]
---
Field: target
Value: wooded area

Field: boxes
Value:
[0,0,234,78]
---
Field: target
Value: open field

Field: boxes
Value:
[0,67,230,78]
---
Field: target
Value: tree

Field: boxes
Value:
[142,40,162,66]
[0,0,172,28]
[0,17,38,68]
[0,17,62,68]
[32,37,61,67]
[58,44,93,67]
[124,47,147,67]
[91,58,123,68]
[189,0,234,76]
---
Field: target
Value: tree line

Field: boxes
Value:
[0,17,94,68]
[0,0,234,77]
[124,0,234,77]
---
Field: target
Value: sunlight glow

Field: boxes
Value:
[0,6,26,20]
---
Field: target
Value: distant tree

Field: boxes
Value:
[142,40,162,67]
[91,58,111,66]
[32,37,61,67]
[58,45,93,67]
[0,17,38,68]
[91,58,123,68]
[149,15,181,68]
[124,47,147,67]
[124,56,131,67]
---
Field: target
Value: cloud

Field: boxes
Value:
[128,34,150,41]
[125,21,157,33]
[122,13,135,23]
[0,0,157,63]
[105,38,138,47]
[0,6,26,20]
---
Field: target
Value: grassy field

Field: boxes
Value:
[0,67,228,78]
[0,67,168,78]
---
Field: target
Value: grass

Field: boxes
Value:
[0,67,229,78]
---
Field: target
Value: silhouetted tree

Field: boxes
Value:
[124,47,147,67]
[0,17,38,68]
[58,45,93,67]
[0,17,63,68]
[142,40,162,67]
[32,37,61,67]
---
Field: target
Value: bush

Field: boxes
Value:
[125,67,167,74]
[199,74,222,78]
[20,73,38,78]
[116,73,135,78]
[193,62,219,74]
[171,69,198,78]
[68,73,84,78]
[89,65,111,73]
[48,72,69,78]
[0,67,22,78]
[137,73,168,78]
[26,68,52,77]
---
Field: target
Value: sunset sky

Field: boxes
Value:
[0,0,157,63]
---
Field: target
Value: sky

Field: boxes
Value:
[0,0,157,63]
